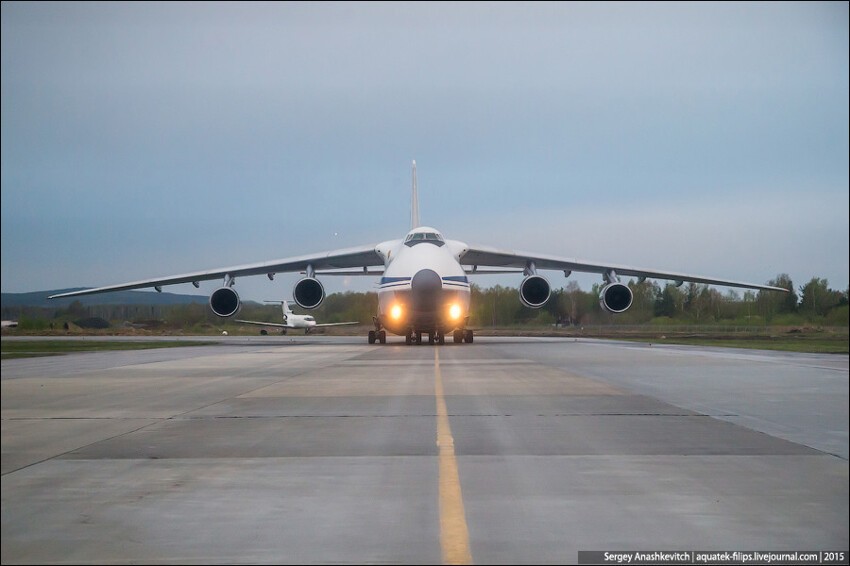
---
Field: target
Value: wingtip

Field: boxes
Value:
[47,291,73,300]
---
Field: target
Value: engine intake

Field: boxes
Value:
[599,282,633,313]
[519,274,551,308]
[293,277,325,309]
[210,287,241,317]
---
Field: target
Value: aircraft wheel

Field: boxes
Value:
[438,331,446,345]
[405,333,413,345]
[464,329,474,343]
[368,330,376,344]
[453,330,463,343]
[428,332,435,345]
[415,331,422,345]
[379,330,386,344]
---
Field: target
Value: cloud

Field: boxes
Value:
[2,2,847,301]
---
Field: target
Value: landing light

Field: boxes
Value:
[390,304,403,320]
[449,304,462,320]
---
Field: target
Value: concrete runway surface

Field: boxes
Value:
[2,336,847,564]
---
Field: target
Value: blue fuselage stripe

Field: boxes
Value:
[380,283,411,290]
[380,276,412,285]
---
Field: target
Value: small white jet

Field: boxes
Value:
[50,161,787,345]
[236,300,358,335]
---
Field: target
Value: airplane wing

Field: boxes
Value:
[234,319,358,328]
[48,245,384,299]
[460,244,788,292]
[233,319,290,329]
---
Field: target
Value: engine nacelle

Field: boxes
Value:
[210,286,241,318]
[599,282,633,313]
[519,274,551,308]
[293,277,325,310]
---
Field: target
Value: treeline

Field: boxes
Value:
[7,274,848,330]
[467,274,847,327]
[244,273,848,327]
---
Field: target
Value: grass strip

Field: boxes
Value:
[1,340,216,359]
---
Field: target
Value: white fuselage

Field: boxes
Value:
[374,227,470,336]
[278,302,317,330]
[285,314,317,331]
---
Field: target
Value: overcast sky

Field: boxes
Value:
[2,1,848,303]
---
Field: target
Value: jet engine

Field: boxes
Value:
[519,274,551,308]
[598,282,633,313]
[293,277,325,309]
[210,286,241,317]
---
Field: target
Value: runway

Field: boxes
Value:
[2,336,848,564]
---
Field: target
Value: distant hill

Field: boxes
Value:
[1,289,210,308]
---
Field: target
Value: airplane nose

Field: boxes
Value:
[411,269,442,308]
[412,269,442,294]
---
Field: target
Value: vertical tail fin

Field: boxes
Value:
[281,300,293,315]
[410,160,420,229]
[264,300,294,316]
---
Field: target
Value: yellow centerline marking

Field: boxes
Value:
[435,348,473,565]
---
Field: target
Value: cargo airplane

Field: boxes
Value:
[50,161,787,344]
[236,300,358,335]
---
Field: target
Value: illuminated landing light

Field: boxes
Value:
[449,304,462,320]
[390,304,403,320]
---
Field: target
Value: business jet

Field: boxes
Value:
[236,300,358,335]
[50,161,787,345]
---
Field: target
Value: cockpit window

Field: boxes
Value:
[405,232,445,247]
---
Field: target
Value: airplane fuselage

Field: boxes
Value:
[374,227,471,337]
[278,302,318,332]
[287,316,316,331]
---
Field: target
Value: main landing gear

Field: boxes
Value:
[368,330,386,344]
[453,329,473,343]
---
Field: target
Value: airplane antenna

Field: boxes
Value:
[410,160,420,229]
